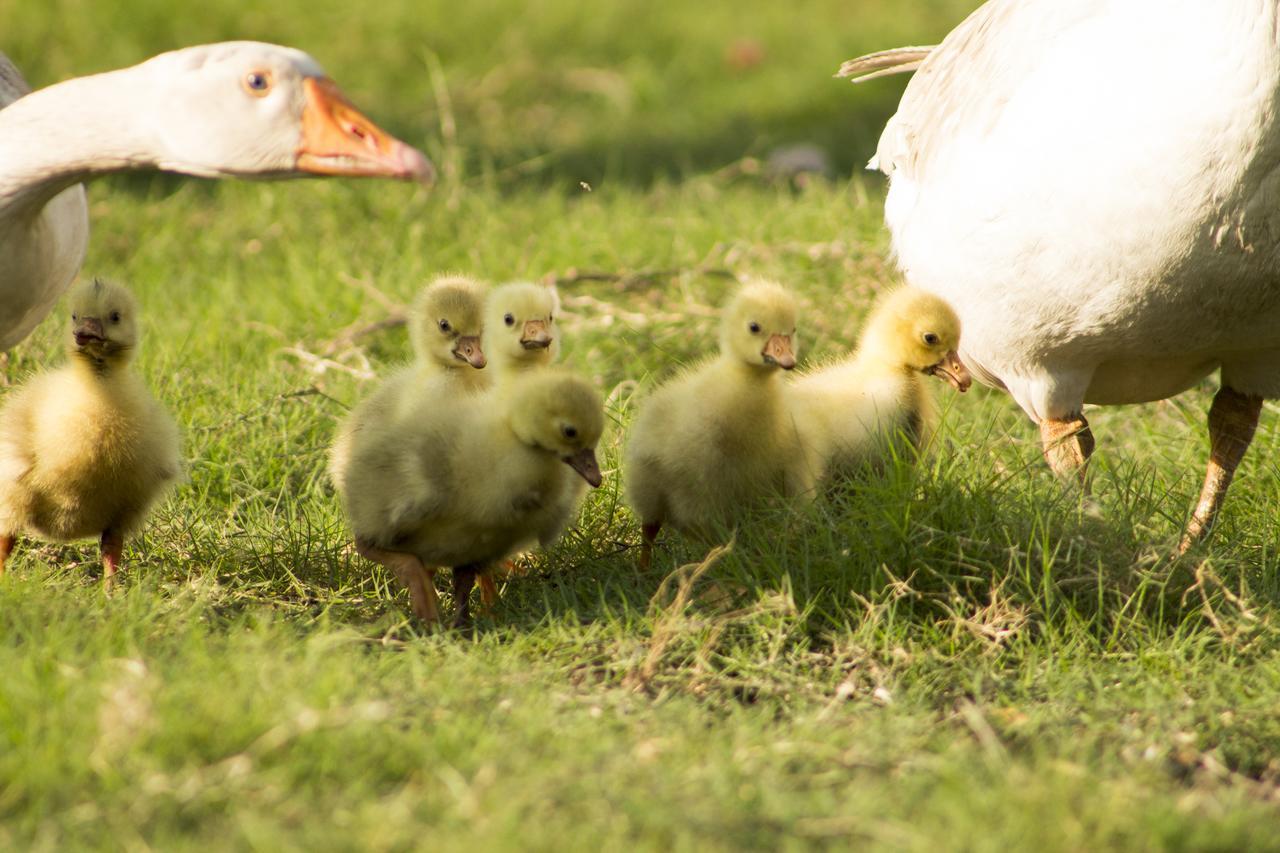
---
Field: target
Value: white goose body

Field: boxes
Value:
[0,43,430,350]
[870,1,1280,422]
[0,55,87,350]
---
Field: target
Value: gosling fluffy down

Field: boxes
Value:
[625,279,808,562]
[0,279,181,580]
[343,370,604,624]
[328,274,488,492]
[787,287,970,482]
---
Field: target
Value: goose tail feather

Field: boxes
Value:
[835,46,934,83]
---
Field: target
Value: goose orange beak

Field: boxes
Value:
[762,334,796,370]
[926,350,972,392]
[297,77,434,183]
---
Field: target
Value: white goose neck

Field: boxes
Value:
[0,66,160,219]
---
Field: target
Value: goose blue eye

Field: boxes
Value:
[504,314,515,327]
[439,319,451,333]
[748,322,761,334]
[923,332,940,345]
[243,71,272,95]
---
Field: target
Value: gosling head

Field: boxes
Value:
[486,282,561,374]
[719,279,798,372]
[408,275,487,371]
[507,372,605,487]
[67,278,140,370]
[860,288,971,392]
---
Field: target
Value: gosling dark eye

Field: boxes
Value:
[562,425,578,439]
[504,314,515,327]
[438,319,451,333]
[748,322,761,334]
[923,332,940,346]
[109,311,121,324]
[243,71,272,95]
[71,313,78,321]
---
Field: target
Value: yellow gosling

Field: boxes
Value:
[624,279,807,568]
[328,274,487,490]
[342,370,604,626]
[787,287,970,483]
[0,279,180,583]
[484,281,560,386]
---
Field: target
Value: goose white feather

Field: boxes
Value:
[845,0,1280,546]
[859,1,1280,420]
[0,43,432,350]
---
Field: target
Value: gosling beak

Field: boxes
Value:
[73,317,105,348]
[925,350,972,392]
[520,320,553,350]
[761,334,796,370]
[561,448,603,487]
[297,77,434,183]
[452,336,486,369]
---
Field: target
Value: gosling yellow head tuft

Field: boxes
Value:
[719,279,798,371]
[507,371,605,487]
[67,278,140,369]
[408,274,487,370]
[858,287,970,391]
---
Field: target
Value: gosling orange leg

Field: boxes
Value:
[478,572,500,611]
[356,539,441,624]
[451,564,479,628]
[1180,387,1263,553]
[639,521,662,570]
[100,528,123,591]
[0,534,14,576]
[1039,415,1095,487]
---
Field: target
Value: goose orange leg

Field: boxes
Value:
[0,534,14,576]
[1040,414,1095,487]
[1180,387,1263,553]
[356,539,441,624]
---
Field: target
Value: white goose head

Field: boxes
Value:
[120,42,432,181]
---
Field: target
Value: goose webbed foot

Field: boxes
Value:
[1179,387,1262,554]
[1039,414,1095,489]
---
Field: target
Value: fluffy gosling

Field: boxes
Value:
[0,279,180,583]
[328,274,487,489]
[344,370,604,626]
[484,281,560,384]
[787,287,970,482]
[625,279,807,568]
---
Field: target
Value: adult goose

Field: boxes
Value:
[839,1,1280,550]
[0,42,432,350]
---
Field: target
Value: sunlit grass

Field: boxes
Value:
[5,0,1280,848]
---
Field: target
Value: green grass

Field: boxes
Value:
[6,0,1280,849]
